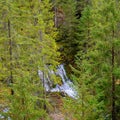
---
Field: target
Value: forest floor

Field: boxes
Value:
[48,93,65,120]
[48,93,75,120]
[50,112,65,120]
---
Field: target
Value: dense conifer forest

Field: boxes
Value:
[0,0,120,120]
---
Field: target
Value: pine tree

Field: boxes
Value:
[74,0,120,119]
[91,0,120,119]
[0,0,59,119]
[65,0,120,120]
[63,4,100,120]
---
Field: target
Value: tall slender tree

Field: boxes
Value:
[0,0,59,119]
[63,3,100,120]
[74,0,120,119]
[66,0,120,120]
[91,1,120,119]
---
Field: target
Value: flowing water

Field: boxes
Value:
[38,64,77,99]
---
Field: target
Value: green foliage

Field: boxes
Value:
[0,0,120,119]
[56,0,79,64]
[0,0,59,119]
[70,0,120,120]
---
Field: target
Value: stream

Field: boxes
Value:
[38,64,77,99]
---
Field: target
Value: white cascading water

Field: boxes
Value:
[38,64,77,99]
[38,70,51,91]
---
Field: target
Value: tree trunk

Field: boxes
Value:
[54,6,58,27]
[112,30,116,120]
[8,19,14,95]
[43,71,46,110]
[81,91,84,119]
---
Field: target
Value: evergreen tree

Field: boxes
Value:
[63,4,100,120]
[91,0,120,119]
[62,0,120,120]
[73,0,120,119]
[0,0,59,119]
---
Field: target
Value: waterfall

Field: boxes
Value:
[56,64,69,83]
[38,64,77,99]
[38,70,52,91]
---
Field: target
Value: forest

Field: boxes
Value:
[0,0,120,120]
